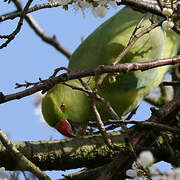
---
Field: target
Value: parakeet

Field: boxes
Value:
[41,7,179,137]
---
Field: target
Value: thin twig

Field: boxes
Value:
[78,77,114,148]
[108,120,180,134]
[98,96,180,180]
[12,0,71,59]
[0,2,65,22]
[91,99,114,149]
[63,77,114,148]
[22,171,29,180]
[163,81,180,86]
[0,0,33,49]
[0,129,51,180]
[63,82,91,94]
[157,0,165,11]
[128,15,146,45]
[0,0,165,23]
[112,21,162,65]
[52,67,71,77]
[125,107,139,120]
[95,18,162,90]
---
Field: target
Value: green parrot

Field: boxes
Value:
[41,7,179,137]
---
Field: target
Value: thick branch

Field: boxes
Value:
[98,96,180,179]
[0,132,125,171]
[0,129,50,180]
[0,96,179,172]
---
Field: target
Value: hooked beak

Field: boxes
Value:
[55,120,82,137]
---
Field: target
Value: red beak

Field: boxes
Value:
[55,120,74,137]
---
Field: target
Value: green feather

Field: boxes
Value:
[42,80,93,126]
[42,7,179,131]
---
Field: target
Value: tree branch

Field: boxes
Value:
[0,132,124,171]
[0,96,179,173]
[0,2,63,22]
[0,129,50,180]
[0,0,168,22]
[0,0,33,49]
[98,96,180,179]
[0,55,179,104]
[12,0,71,59]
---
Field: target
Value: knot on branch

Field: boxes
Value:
[119,63,132,73]
[60,73,69,82]
[52,67,71,77]
[42,76,57,94]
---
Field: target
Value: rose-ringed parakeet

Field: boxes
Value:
[41,7,179,137]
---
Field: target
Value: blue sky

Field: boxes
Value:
[0,1,172,179]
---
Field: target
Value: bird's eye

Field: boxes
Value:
[60,102,66,111]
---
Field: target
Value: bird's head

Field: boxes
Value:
[41,80,91,137]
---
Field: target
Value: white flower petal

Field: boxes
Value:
[137,151,154,167]
[96,6,107,18]
[167,167,180,180]
[92,7,98,18]
[126,169,138,177]
[115,0,122,2]
[162,8,173,17]
[162,20,174,31]
[50,0,71,5]
[109,1,118,9]
[0,167,7,180]
[98,0,108,5]
[132,162,137,169]
[156,175,167,180]
[150,167,159,176]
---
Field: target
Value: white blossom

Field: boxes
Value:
[126,162,139,180]
[162,8,173,17]
[48,0,119,18]
[48,0,71,5]
[109,1,118,9]
[92,7,98,18]
[127,151,180,180]
[0,167,7,180]
[92,6,107,18]
[156,175,167,180]
[126,162,144,180]
[137,151,154,167]
[96,6,107,18]
[162,20,174,31]
[126,169,139,180]
[165,168,180,180]
[94,0,107,5]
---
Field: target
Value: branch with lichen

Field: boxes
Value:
[97,95,180,179]
[0,96,179,174]
[58,129,180,180]
[0,129,51,180]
